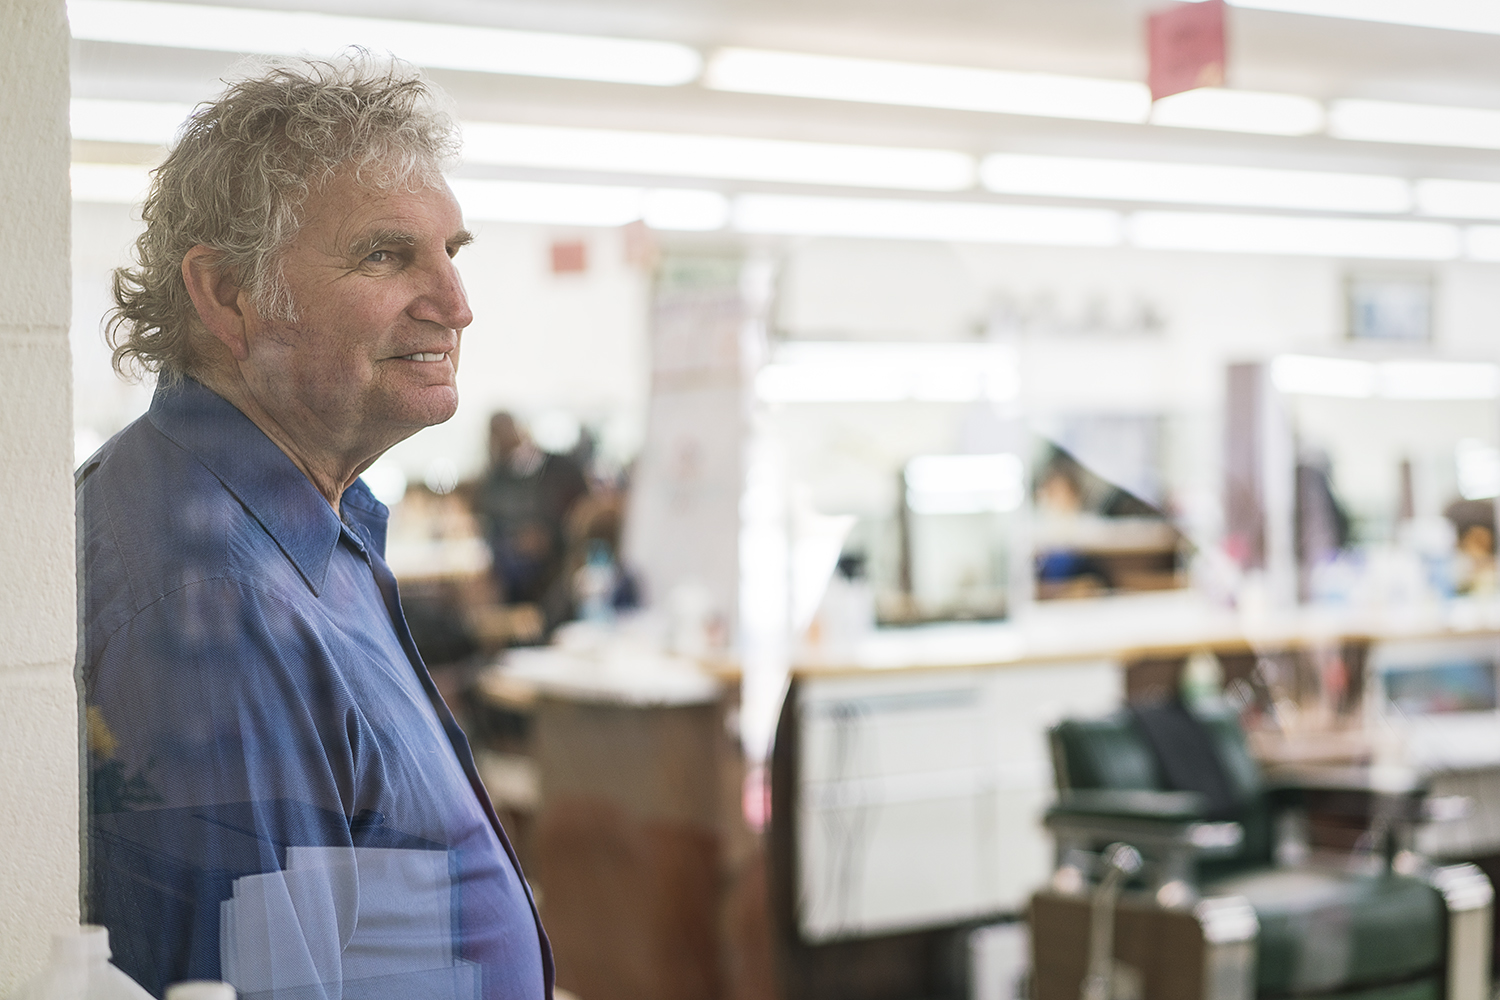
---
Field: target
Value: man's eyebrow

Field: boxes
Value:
[450,229,476,250]
[348,229,418,258]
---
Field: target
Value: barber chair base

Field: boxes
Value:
[1032,891,1236,1000]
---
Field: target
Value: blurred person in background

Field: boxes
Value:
[76,55,551,999]
[475,411,589,633]
[1034,450,1111,598]
[1446,498,1498,595]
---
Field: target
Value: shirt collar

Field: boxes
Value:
[147,377,387,596]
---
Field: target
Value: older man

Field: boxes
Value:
[77,58,550,999]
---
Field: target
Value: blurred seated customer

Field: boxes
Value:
[476,412,589,634]
[1033,446,1183,599]
[1034,451,1112,598]
[1295,447,1352,599]
[1446,498,1498,595]
[562,491,641,623]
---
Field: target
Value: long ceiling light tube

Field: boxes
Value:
[73,165,734,230]
[1417,179,1500,220]
[67,0,702,86]
[1329,99,1500,150]
[1464,227,1500,262]
[72,98,193,146]
[1148,87,1326,136]
[448,179,729,230]
[1226,0,1500,37]
[981,153,1411,213]
[732,193,1123,246]
[462,122,976,191]
[706,47,1152,123]
[1128,211,1461,259]
[71,162,154,203]
[1271,354,1500,400]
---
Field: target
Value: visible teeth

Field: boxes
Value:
[401,352,445,362]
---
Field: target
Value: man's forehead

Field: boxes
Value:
[302,172,468,248]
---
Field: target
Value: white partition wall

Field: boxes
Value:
[796,661,1120,941]
[0,0,79,987]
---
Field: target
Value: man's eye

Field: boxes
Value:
[364,249,392,264]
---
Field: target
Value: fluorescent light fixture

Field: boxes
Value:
[1129,211,1460,259]
[982,154,1410,213]
[463,122,974,191]
[1456,439,1500,500]
[1227,0,1500,37]
[1380,360,1500,399]
[1149,87,1326,136]
[905,454,1025,515]
[1417,179,1500,220]
[68,0,702,86]
[71,162,153,203]
[705,47,1151,124]
[641,189,730,231]
[1271,355,1378,397]
[756,342,1019,404]
[451,179,643,227]
[77,100,970,192]
[1329,99,1500,150]
[1466,226,1500,261]
[734,193,1121,246]
[1271,354,1500,399]
[450,178,726,230]
[72,98,191,145]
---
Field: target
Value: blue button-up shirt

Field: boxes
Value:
[78,377,552,1000]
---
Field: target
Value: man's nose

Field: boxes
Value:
[416,256,474,332]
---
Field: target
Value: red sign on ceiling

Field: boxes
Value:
[1147,0,1227,102]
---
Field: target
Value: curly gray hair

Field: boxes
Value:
[107,53,461,382]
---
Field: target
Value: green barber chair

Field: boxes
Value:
[1029,701,1493,1000]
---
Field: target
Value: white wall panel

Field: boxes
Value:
[796,660,1120,941]
[0,0,80,987]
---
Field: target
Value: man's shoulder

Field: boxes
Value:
[77,414,297,626]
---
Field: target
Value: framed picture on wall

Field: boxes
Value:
[1346,272,1433,342]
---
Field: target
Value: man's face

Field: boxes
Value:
[240,168,474,459]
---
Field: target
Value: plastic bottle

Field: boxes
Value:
[165,984,235,1000]
[9,926,154,1000]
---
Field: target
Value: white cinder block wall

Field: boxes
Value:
[0,0,80,988]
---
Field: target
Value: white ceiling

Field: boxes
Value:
[72,0,1500,166]
[68,0,1500,223]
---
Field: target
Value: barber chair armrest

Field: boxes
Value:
[1046,793,1245,893]
[1050,789,1208,822]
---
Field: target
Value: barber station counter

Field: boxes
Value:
[475,643,773,1000]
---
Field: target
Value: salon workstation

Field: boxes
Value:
[22,0,1500,998]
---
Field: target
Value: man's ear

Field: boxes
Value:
[182,246,252,361]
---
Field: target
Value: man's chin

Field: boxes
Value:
[386,386,459,434]
[416,390,459,428]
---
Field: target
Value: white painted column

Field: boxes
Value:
[0,0,80,988]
